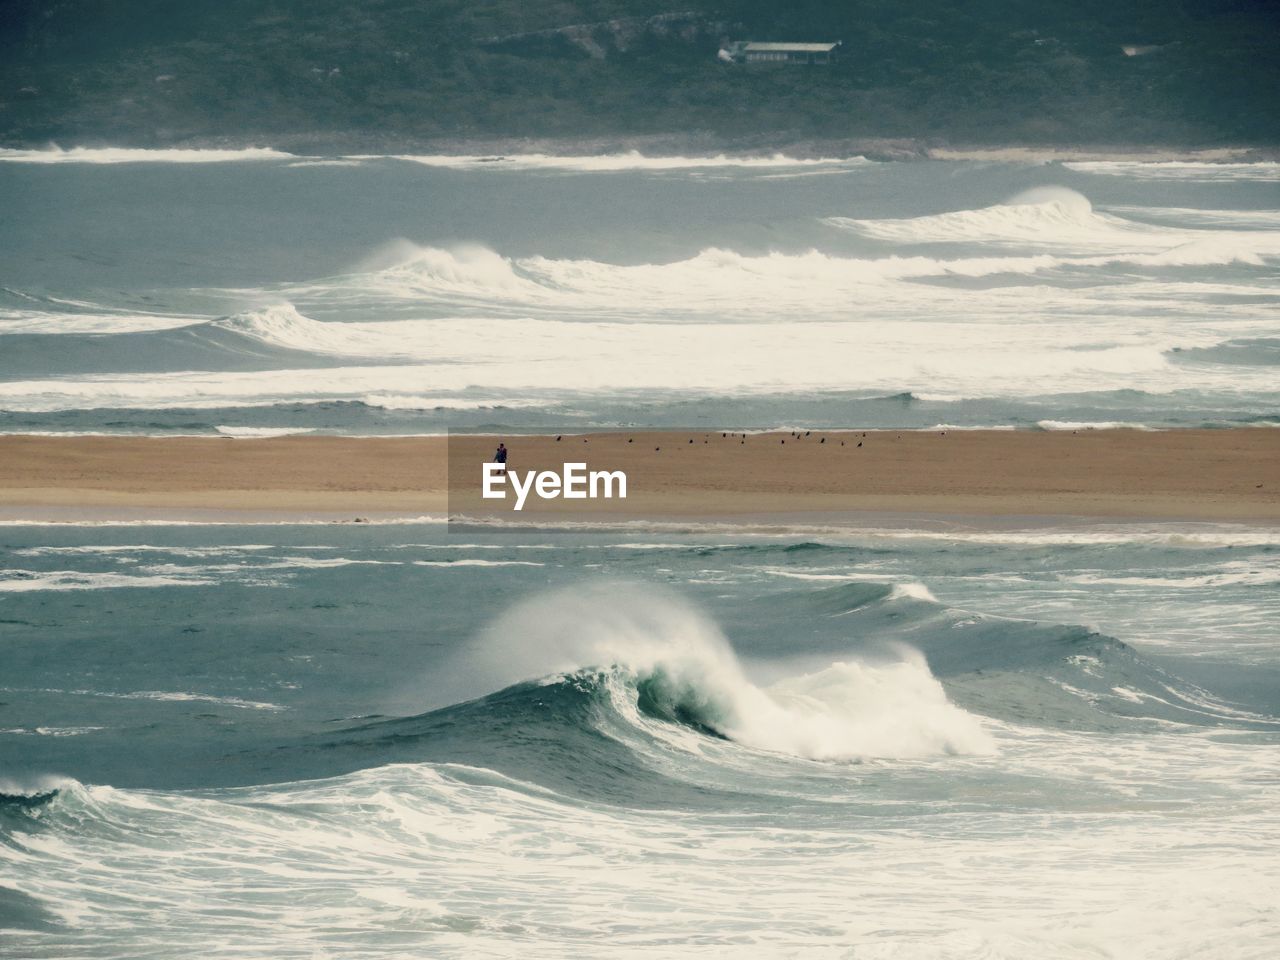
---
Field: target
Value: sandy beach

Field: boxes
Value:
[0,429,1275,523]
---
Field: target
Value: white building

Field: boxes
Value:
[722,41,841,65]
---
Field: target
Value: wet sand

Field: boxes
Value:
[0,430,1276,523]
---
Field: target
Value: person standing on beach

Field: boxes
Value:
[493,442,508,472]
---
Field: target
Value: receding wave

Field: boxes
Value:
[214,425,317,437]
[1036,420,1156,431]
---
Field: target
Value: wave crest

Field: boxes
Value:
[630,653,992,760]
[211,303,420,358]
[468,584,993,762]
[383,151,871,173]
[828,187,1191,252]
[0,146,292,164]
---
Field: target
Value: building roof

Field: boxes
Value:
[743,42,840,53]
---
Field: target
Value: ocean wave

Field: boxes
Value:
[210,303,433,358]
[0,775,69,801]
[0,146,294,164]
[632,653,990,760]
[0,146,870,174]
[1106,205,1280,229]
[751,579,1278,729]
[1036,420,1158,431]
[1131,234,1279,266]
[212,427,317,437]
[0,307,202,335]
[377,151,871,173]
[3,322,1270,411]
[829,187,1179,250]
[285,159,366,168]
[827,188,1280,260]
[5,749,1276,960]
[361,394,545,411]
[214,425,318,437]
[274,239,1280,321]
[457,583,993,761]
[920,423,1017,431]
[889,581,939,602]
[330,577,1270,793]
[3,232,1277,411]
[1063,160,1280,181]
[292,242,1044,310]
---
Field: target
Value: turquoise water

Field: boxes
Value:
[2,522,1278,957]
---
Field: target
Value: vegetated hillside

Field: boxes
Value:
[1,0,1277,148]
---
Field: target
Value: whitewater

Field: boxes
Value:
[3,526,1279,959]
[3,150,1280,958]
[1,152,1277,432]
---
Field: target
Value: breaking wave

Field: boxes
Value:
[1064,160,1280,182]
[2,184,1277,418]
[1107,206,1280,229]
[300,576,1269,797]
[830,187,1151,247]
[210,303,434,358]
[826,187,1280,258]
[0,146,294,164]
[0,146,871,174]
[378,151,872,173]
[3,306,1277,410]
[281,230,1279,320]
[454,583,993,762]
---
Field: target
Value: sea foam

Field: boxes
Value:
[0,146,294,164]
[467,583,993,761]
[377,151,870,173]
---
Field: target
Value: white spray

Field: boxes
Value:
[463,582,994,761]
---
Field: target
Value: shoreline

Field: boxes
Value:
[1,430,1276,526]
